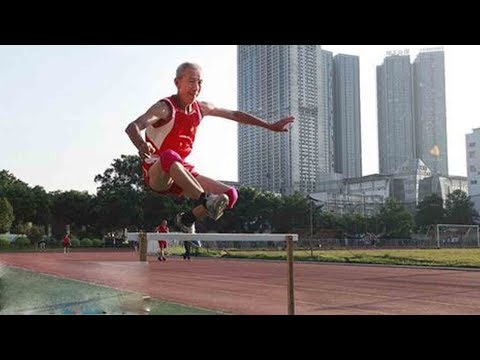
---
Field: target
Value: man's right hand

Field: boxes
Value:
[138,142,156,160]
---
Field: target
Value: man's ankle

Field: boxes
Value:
[195,192,208,208]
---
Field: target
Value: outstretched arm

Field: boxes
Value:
[125,100,172,159]
[199,102,294,132]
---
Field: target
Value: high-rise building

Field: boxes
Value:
[377,50,415,175]
[333,53,362,178]
[377,47,448,176]
[237,45,361,195]
[318,49,335,177]
[237,45,325,194]
[466,128,480,214]
[413,48,448,176]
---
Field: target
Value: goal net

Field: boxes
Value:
[435,224,480,248]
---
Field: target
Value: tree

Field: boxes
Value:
[444,190,480,225]
[377,197,414,238]
[0,197,14,233]
[49,190,94,237]
[27,224,45,247]
[207,187,283,234]
[30,186,51,226]
[94,155,144,194]
[415,193,445,231]
[143,191,190,231]
[271,192,309,234]
[0,170,38,226]
[94,155,147,232]
[215,187,266,233]
[11,222,31,234]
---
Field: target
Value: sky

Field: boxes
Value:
[0,45,478,194]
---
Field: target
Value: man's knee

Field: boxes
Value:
[159,150,184,173]
[225,187,238,209]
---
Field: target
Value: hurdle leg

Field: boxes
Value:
[139,232,147,262]
[286,235,295,315]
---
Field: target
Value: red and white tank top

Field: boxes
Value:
[145,96,203,160]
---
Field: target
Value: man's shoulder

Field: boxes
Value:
[149,98,175,124]
[198,100,212,110]
[197,101,215,117]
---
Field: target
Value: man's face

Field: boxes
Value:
[175,67,202,105]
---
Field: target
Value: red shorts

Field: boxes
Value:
[158,240,167,248]
[142,154,198,196]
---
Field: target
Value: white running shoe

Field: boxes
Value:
[205,194,229,220]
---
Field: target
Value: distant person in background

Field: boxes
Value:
[131,238,139,252]
[155,219,169,261]
[183,240,201,260]
[62,233,71,254]
[183,241,192,261]
[38,236,47,252]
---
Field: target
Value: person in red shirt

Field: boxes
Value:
[125,62,294,235]
[62,233,71,254]
[155,219,169,261]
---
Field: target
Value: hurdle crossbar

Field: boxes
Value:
[127,232,298,315]
[128,232,298,242]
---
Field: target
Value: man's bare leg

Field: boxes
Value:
[147,159,228,232]
[178,174,233,220]
[195,175,231,194]
[148,160,209,219]
[148,160,195,194]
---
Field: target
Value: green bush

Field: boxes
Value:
[71,239,80,247]
[0,197,14,233]
[91,238,103,247]
[12,223,31,235]
[15,236,31,249]
[27,225,45,243]
[80,238,93,247]
[0,236,10,249]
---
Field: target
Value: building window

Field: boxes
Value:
[469,142,476,147]
[469,151,476,158]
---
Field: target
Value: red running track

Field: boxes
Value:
[2,251,480,314]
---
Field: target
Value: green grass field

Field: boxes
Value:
[0,266,220,315]
[167,246,480,268]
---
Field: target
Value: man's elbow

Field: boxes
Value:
[125,122,135,135]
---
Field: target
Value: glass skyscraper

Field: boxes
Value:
[237,45,362,195]
[413,48,448,176]
[377,48,448,176]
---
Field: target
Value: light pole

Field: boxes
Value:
[363,193,367,233]
[310,199,313,238]
[308,195,318,258]
[308,195,321,237]
[363,192,366,217]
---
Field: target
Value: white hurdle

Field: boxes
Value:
[127,232,298,315]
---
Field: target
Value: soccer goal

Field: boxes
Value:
[436,224,480,248]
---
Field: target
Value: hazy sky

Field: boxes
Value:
[0,45,477,194]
